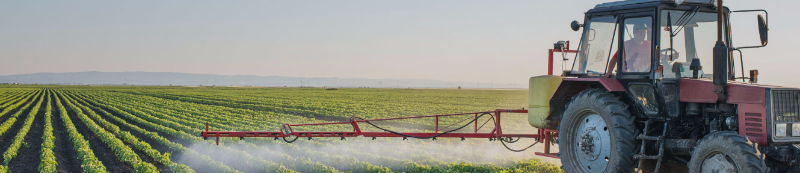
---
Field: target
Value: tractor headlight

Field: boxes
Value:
[776,123,787,137]
[793,124,800,137]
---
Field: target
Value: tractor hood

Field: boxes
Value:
[679,78,796,104]
[681,78,800,144]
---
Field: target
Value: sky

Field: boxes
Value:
[1,0,799,87]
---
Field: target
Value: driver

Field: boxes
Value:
[605,23,652,76]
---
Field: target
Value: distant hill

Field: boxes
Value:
[0,71,525,89]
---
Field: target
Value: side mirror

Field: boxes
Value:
[757,14,768,46]
[731,9,769,49]
[571,20,583,32]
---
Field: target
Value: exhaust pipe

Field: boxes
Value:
[713,0,728,102]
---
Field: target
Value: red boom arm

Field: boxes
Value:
[201,109,559,158]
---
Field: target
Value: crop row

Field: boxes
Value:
[0,90,31,109]
[83,92,397,172]
[77,90,481,172]
[0,86,558,173]
[66,90,294,172]
[61,92,195,173]
[109,88,558,172]
[0,90,43,141]
[53,90,107,172]
[98,93,381,172]
[0,89,31,103]
[80,90,453,172]
[118,90,447,126]
[0,90,39,119]
[57,91,159,172]
[68,92,241,173]
[39,90,57,172]
[1,88,45,172]
[75,90,379,172]
[117,88,529,129]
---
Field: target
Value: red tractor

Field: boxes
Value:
[204,0,793,172]
[534,0,783,172]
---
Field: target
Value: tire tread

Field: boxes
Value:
[688,132,768,173]
[558,88,637,173]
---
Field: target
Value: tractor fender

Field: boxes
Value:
[528,76,624,130]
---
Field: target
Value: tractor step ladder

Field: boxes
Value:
[634,120,668,173]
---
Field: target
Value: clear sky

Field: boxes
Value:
[2,0,798,87]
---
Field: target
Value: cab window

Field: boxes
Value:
[659,10,722,78]
[572,16,618,75]
[622,17,653,73]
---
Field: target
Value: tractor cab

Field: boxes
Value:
[570,0,740,80]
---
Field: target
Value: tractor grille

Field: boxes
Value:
[773,90,800,123]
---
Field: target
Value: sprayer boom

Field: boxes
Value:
[201,109,559,158]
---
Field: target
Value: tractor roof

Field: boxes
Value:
[588,0,714,13]
[593,0,715,10]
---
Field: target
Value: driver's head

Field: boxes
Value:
[633,23,649,42]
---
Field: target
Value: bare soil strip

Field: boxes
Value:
[61,95,133,172]
[7,93,47,172]
[51,92,82,172]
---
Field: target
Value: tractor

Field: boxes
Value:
[203,0,795,172]
[529,0,790,172]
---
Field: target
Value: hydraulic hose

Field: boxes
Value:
[353,112,541,152]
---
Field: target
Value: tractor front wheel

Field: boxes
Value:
[558,88,637,173]
[687,132,768,173]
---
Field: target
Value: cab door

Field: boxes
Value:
[615,12,663,118]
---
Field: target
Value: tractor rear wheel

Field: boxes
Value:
[687,132,768,173]
[558,88,637,173]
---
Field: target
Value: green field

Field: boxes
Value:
[0,85,562,173]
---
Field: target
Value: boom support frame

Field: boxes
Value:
[201,109,559,158]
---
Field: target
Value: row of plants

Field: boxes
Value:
[116,88,527,128]
[0,89,31,109]
[68,91,291,173]
[0,90,39,119]
[0,88,46,172]
[0,86,560,173]
[39,89,57,172]
[88,90,454,172]
[0,90,42,140]
[1,89,418,171]
[124,87,525,115]
[83,90,480,172]
[52,90,107,172]
[90,91,302,172]
[96,92,396,172]
[71,93,242,173]
[56,91,159,172]
[87,91,387,172]
[62,91,195,173]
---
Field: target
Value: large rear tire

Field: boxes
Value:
[558,88,637,173]
[687,132,768,173]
